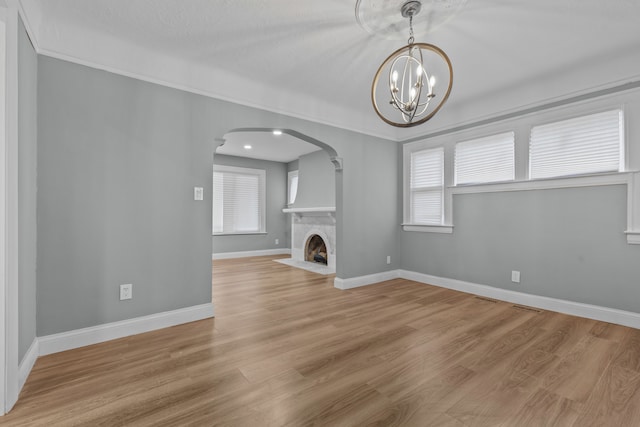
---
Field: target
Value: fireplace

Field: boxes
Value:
[305,234,328,265]
[282,207,336,273]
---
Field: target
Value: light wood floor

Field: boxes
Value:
[4,255,640,426]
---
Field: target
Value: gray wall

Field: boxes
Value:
[399,87,640,314]
[290,150,335,209]
[400,186,640,313]
[37,56,399,335]
[18,17,38,360]
[37,57,214,335]
[337,139,400,274]
[212,154,288,254]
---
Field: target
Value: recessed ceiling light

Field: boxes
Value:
[244,144,252,150]
[273,130,283,135]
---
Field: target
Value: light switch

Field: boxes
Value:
[511,270,521,283]
[194,187,204,201]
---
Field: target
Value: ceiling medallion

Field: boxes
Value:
[356,0,468,41]
[357,0,463,127]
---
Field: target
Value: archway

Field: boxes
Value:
[211,127,342,277]
[223,128,342,171]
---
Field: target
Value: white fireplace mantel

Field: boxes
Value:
[282,207,335,214]
[282,207,336,222]
[284,206,337,273]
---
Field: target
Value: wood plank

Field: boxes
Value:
[2,255,637,426]
[507,388,582,427]
[612,327,640,373]
[573,364,640,426]
[541,334,619,403]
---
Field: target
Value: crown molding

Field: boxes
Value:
[16,0,640,145]
[400,78,640,144]
[15,0,400,142]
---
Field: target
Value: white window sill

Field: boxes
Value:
[402,224,454,234]
[450,171,632,195]
[403,172,640,239]
[447,171,640,244]
[213,232,268,236]
[625,231,640,245]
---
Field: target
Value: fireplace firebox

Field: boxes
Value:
[305,234,328,265]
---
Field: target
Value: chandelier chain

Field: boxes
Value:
[408,15,415,45]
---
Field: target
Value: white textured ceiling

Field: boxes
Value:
[18,0,640,144]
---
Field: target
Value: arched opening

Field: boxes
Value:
[223,128,342,170]
[212,128,341,277]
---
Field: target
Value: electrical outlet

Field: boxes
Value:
[120,284,133,300]
[275,239,279,245]
[511,271,521,283]
[386,255,391,265]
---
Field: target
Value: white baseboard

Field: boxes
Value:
[334,270,401,290]
[38,303,215,356]
[18,338,39,392]
[212,248,291,260]
[398,270,640,329]
[332,268,640,329]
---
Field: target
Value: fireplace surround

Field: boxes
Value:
[283,207,336,273]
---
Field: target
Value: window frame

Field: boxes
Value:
[454,131,515,186]
[402,96,634,239]
[528,108,625,180]
[287,170,298,207]
[212,164,266,236]
[403,144,453,233]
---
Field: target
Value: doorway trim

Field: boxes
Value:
[1,4,21,414]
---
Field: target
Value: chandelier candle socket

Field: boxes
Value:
[359,0,456,127]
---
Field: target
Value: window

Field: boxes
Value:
[409,147,444,225]
[213,165,266,234]
[288,170,298,206]
[529,109,624,180]
[402,103,631,237]
[455,132,515,185]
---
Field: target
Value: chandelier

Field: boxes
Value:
[357,0,461,127]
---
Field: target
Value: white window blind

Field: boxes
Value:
[213,166,265,234]
[410,147,444,225]
[455,132,515,185]
[288,170,299,205]
[529,109,624,180]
